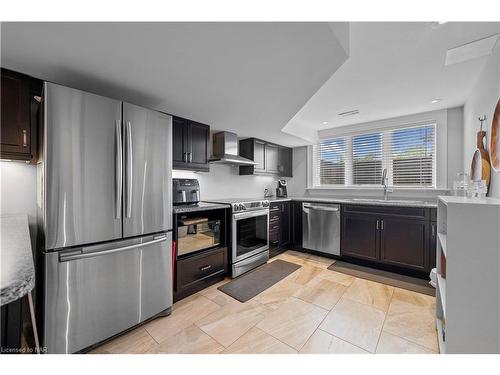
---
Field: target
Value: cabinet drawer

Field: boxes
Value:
[343,204,429,220]
[176,247,227,291]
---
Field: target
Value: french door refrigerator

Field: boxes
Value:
[39,83,173,353]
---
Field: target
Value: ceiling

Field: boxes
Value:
[2,22,498,148]
[0,22,348,147]
[284,22,500,142]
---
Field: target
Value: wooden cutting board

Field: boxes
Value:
[490,99,500,172]
[470,122,491,189]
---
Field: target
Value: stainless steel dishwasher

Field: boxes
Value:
[302,202,341,256]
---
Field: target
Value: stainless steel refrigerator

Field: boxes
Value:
[38,83,173,353]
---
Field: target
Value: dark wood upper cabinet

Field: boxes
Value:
[172,116,209,172]
[253,140,266,172]
[265,143,279,174]
[172,117,189,166]
[239,138,293,176]
[379,217,428,271]
[278,146,293,177]
[1,69,42,163]
[188,120,209,168]
[341,213,380,261]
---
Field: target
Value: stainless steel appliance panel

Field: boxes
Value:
[232,209,269,263]
[232,250,269,277]
[44,83,123,249]
[43,233,171,353]
[302,203,340,256]
[122,103,172,237]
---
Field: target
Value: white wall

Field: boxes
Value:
[0,161,38,250]
[0,161,37,222]
[463,33,500,198]
[288,107,465,199]
[173,164,278,200]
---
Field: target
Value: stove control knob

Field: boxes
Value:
[233,204,239,211]
[239,204,246,211]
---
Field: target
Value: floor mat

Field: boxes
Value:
[218,259,301,302]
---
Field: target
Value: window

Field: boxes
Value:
[352,133,382,184]
[313,123,436,188]
[390,126,435,186]
[313,138,346,185]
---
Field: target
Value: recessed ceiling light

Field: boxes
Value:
[431,99,441,104]
[322,121,329,125]
[431,21,447,29]
[338,110,360,117]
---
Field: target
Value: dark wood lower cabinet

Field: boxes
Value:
[430,221,437,270]
[341,213,379,261]
[174,246,228,302]
[291,201,303,249]
[269,201,291,257]
[379,217,428,272]
[340,205,435,278]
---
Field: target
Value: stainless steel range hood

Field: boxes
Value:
[209,131,258,166]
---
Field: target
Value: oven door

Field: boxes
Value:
[232,209,269,263]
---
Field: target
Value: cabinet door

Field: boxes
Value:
[1,69,31,158]
[429,222,437,270]
[341,213,379,261]
[188,120,209,171]
[380,217,428,272]
[172,117,189,168]
[253,140,266,172]
[279,202,291,247]
[278,146,293,177]
[266,143,279,174]
[292,201,303,249]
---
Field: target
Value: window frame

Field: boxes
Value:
[311,122,437,189]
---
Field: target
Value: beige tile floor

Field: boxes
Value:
[90,250,438,355]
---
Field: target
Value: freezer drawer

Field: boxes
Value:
[43,232,172,353]
[302,203,340,256]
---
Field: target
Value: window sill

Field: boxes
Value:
[307,186,450,192]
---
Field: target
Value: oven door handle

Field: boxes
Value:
[233,210,269,220]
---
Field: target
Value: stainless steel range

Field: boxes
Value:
[205,198,270,277]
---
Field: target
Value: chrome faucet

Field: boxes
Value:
[381,168,393,200]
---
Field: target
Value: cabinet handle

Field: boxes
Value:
[183,152,187,162]
[431,224,435,237]
[376,220,379,230]
[200,265,212,271]
[22,130,28,147]
[381,220,384,231]
[188,152,192,163]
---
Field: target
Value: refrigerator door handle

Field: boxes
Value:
[115,120,123,219]
[125,120,133,218]
[59,235,168,262]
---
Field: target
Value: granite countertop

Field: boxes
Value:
[265,197,292,203]
[173,201,231,214]
[1,214,35,306]
[290,196,438,208]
